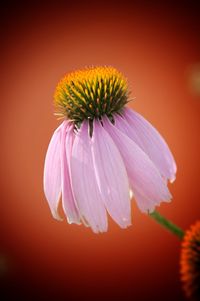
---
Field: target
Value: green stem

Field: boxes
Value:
[149,211,185,240]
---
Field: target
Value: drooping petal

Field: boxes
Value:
[71,121,108,233]
[103,117,172,213]
[121,108,177,182]
[43,124,62,220]
[91,120,131,228]
[132,187,159,213]
[60,121,81,224]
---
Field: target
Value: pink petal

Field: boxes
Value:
[60,121,81,224]
[71,121,108,233]
[91,120,131,228]
[121,108,177,182]
[103,117,172,213]
[43,124,62,220]
[133,188,161,213]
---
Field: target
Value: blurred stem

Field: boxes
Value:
[149,211,185,240]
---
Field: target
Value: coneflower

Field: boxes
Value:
[149,213,200,301]
[180,221,200,300]
[43,66,176,233]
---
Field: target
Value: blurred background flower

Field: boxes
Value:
[187,64,200,97]
[180,221,200,301]
[150,213,200,300]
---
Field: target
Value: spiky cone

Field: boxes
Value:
[54,66,129,125]
[180,221,200,301]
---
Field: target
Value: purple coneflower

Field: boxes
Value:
[44,66,176,233]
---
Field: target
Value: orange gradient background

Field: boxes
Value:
[1,2,200,301]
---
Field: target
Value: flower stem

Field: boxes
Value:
[149,211,185,240]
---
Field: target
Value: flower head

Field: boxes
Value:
[54,66,128,123]
[180,221,200,300]
[44,66,176,233]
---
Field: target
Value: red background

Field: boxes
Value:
[1,1,200,300]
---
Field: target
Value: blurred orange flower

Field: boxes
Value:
[180,221,200,300]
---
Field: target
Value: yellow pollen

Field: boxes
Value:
[54,66,129,122]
